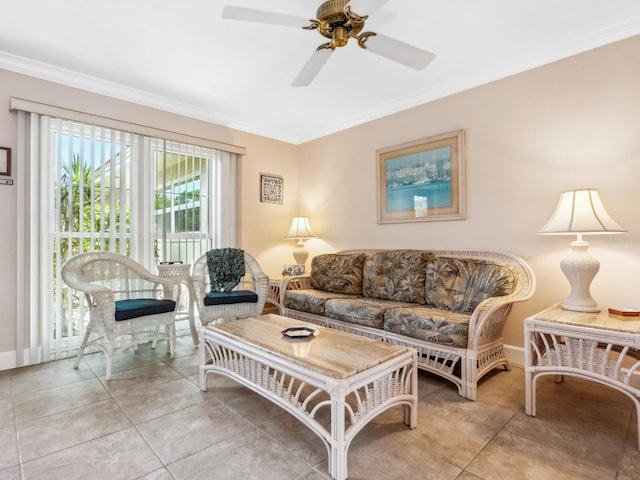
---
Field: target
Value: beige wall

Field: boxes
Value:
[297,35,640,350]
[1,35,638,364]
[0,69,299,360]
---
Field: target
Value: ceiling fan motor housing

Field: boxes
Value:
[316,0,366,47]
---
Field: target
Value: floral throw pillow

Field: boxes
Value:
[310,254,365,295]
[424,256,515,313]
[362,250,429,304]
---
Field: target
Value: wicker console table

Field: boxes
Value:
[199,314,417,480]
[524,304,640,449]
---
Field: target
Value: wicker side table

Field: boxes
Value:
[265,276,307,314]
[265,277,285,314]
[524,304,640,449]
[157,262,197,345]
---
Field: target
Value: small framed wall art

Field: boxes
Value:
[0,147,11,176]
[260,173,283,204]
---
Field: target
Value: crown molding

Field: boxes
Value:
[2,16,639,146]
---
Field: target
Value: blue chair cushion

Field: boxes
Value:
[204,290,258,306]
[115,299,176,321]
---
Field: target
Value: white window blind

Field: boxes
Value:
[15,108,239,367]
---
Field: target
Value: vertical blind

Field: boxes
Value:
[15,109,239,367]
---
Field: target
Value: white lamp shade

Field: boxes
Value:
[284,217,317,239]
[538,188,626,235]
[539,188,626,313]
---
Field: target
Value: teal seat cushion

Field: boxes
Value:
[115,299,176,321]
[205,290,258,306]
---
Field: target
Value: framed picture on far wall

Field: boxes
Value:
[377,130,465,224]
[260,173,283,204]
[0,147,10,176]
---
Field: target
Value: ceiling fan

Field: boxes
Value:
[222,0,435,87]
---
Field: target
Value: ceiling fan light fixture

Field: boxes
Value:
[332,25,349,47]
[222,0,435,87]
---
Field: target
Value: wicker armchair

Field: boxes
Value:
[191,250,268,332]
[61,252,180,380]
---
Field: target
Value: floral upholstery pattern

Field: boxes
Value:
[325,297,412,329]
[283,289,357,315]
[206,248,245,292]
[424,256,515,314]
[383,306,471,348]
[362,250,429,304]
[311,253,365,295]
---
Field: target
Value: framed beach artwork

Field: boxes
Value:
[377,130,465,224]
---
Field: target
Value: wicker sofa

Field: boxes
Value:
[280,249,536,400]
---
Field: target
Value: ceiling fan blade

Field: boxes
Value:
[363,34,435,70]
[347,0,390,14]
[292,47,334,87]
[222,6,309,28]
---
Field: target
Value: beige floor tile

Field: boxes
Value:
[466,429,616,480]
[136,468,175,480]
[160,352,199,378]
[168,428,314,480]
[10,358,95,396]
[203,373,291,421]
[456,472,483,480]
[294,469,331,480]
[509,376,631,470]
[81,348,164,378]
[252,409,330,467]
[346,421,462,480]
[616,447,640,480]
[0,465,20,480]
[21,427,162,480]
[13,377,110,424]
[137,399,253,464]
[0,399,13,429]
[0,376,11,401]
[420,401,500,467]
[1,336,638,478]
[102,362,184,397]
[17,398,131,462]
[0,427,18,471]
[114,377,206,424]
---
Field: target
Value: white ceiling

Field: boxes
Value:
[1,0,639,144]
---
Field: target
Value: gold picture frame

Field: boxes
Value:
[377,130,465,224]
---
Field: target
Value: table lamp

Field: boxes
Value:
[284,216,317,265]
[538,188,626,312]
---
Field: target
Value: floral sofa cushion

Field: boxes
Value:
[424,256,515,314]
[362,250,429,304]
[310,253,365,295]
[383,306,471,348]
[283,289,357,316]
[325,297,413,329]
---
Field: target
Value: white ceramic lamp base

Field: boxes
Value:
[292,240,309,266]
[560,240,600,312]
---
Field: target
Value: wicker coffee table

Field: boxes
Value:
[199,314,417,480]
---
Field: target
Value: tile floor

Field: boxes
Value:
[1,336,639,480]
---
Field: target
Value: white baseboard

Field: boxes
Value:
[0,350,18,371]
[504,343,525,367]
